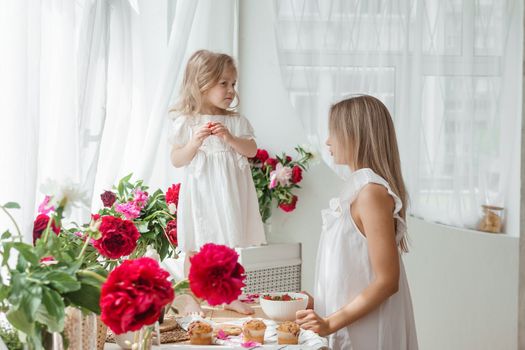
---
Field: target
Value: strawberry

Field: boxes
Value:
[281,294,292,301]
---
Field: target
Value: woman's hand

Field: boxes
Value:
[295,309,332,337]
[301,290,315,309]
[210,122,234,142]
[190,124,212,148]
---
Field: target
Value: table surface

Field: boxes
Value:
[105,304,328,349]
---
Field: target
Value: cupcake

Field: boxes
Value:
[188,320,213,345]
[242,319,267,344]
[277,321,300,345]
[214,324,242,337]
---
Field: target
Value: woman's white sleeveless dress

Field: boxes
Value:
[314,168,418,350]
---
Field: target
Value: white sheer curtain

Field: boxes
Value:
[273,0,523,232]
[93,0,238,195]
[0,0,240,241]
[0,0,103,238]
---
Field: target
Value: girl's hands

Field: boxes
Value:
[190,124,212,148]
[209,122,234,142]
[295,309,332,336]
[301,290,315,309]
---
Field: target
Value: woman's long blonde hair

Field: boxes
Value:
[329,95,409,252]
[171,50,239,116]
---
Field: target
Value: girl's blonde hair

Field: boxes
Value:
[172,50,239,115]
[329,95,409,252]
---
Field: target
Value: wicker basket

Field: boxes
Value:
[63,307,107,350]
[96,316,108,350]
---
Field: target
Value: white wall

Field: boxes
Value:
[405,217,519,350]
[238,0,344,292]
[239,1,521,349]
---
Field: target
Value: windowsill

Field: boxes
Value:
[407,215,519,239]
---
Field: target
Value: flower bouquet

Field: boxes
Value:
[94,174,180,262]
[0,175,247,349]
[249,145,315,222]
[0,194,108,350]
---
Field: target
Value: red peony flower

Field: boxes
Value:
[93,216,140,259]
[100,257,174,334]
[100,190,117,207]
[189,243,246,306]
[166,183,181,206]
[278,195,298,213]
[33,214,60,244]
[291,166,303,184]
[166,219,178,246]
[264,158,278,171]
[255,149,269,163]
[285,156,292,163]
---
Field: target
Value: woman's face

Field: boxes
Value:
[325,133,351,166]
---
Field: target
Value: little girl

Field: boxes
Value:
[169,50,266,314]
[296,96,418,349]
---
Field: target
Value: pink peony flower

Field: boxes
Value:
[37,195,55,215]
[115,202,141,220]
[269,163,292,189]
[133,189,149,210]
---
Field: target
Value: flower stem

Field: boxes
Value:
[142,210,170,222]
[77,269,107,284]
[0,205,22,242]
[77,231,92,259]
[41,213,54,244]
[173,279,189,290]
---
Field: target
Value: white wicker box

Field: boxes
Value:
[236,243,301,294]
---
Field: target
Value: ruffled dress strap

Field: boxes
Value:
[341,168,407,244]
[167,112,192,145]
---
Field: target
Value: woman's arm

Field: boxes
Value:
[296,184,399,336]
[210,122,257,157]
[170,124,211,167]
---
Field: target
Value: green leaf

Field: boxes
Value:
[36,287,65,333]
[63,283,101,314]
[16,253,28,271]
[6,308,34,336]
[61,260,82,275]
[1,230,11,240]
[136,222,149,233]
[11,243,39,265]
[174,279,189,294]
[47,271,81,293]
[10,284,43,328]
[0,284,9,302]
[3,202,21,209]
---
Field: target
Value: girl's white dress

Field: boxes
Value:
[169,113,266,252]
[315,168,418,350]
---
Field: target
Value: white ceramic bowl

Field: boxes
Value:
[259,292,309,322]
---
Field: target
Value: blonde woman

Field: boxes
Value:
[296,96,418,349]
[169,50,265,315]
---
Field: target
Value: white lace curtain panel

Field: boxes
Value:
[0,0,239,241]
[273,0,523,233]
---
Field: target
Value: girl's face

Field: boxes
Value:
[326,133,353,166]
[202,67,237,113]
